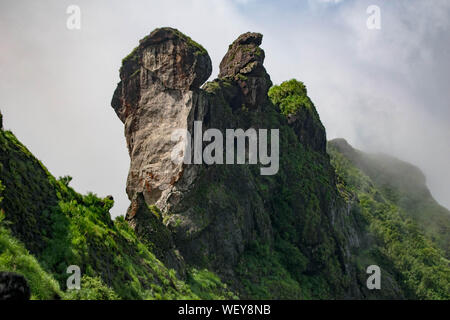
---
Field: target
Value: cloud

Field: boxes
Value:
[308,0,344,7]
[315,0,343,3]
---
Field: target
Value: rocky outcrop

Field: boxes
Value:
[218,32,272,110]
[112,27,212,208]
[111,27,215,273]
[267,79,327,153]
[112,28,366,298]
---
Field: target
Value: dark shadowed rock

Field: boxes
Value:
[218,32,272,110]
[219,32,264,78]
[0,272,31,300]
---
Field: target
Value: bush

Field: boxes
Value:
[64,275,120,300]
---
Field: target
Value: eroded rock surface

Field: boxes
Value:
[112,28,368,297]
[218,32,272,110]
[112,27,212,208]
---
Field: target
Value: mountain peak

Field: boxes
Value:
[329,138,355,155]
[219,32,264,78]
[218,32,271,109]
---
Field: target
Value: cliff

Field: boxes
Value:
[328,139,449,299]
[329,138,450,259]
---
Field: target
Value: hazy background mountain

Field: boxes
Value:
[1,0,449,216]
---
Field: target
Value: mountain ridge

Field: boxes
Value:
[0,28,448,300]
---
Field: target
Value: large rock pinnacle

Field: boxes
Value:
[218,32,272,109]
[111,28,276,275]
[111,28,212,212]
[112,27,212,122]
[219,32,264,78]
[111,29,348,288]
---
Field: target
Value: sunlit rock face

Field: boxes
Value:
[112,27,212,208]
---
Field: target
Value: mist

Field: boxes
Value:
[1,0,449,216]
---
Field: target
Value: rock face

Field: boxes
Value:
[111,27,214,272]
[112,28,364,297]
[0,272,31,300]
[112,27,212,207]
[268,79,327,153]
[219,32,272,110]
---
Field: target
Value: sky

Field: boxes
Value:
[1,0,449,216]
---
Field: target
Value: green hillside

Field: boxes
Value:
[0,126,233,300]
[328,140,450,299]
[0,75,448,299]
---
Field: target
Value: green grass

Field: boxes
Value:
[0,129,204,300]
[64,275,120,300]
[39,189,198,299]
[187,268,238,300]
[0,187,62,299]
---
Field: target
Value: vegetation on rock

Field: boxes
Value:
[0,128,232,300]
[1,29,448,300]
[328,141,450,299]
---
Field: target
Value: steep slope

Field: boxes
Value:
[111,28,379,299]
[1,28,448,300]
[329,138,450,258]
[328,140,450,299]
[0,117,232,299]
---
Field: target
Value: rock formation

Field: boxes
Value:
[0,27,446,301]
[218,32,272,110]
[112,27,212,208]
[112,27,362,296]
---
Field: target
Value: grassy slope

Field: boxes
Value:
[0,128,232,299]
[1,75,448,300]
[0,206,62,299]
